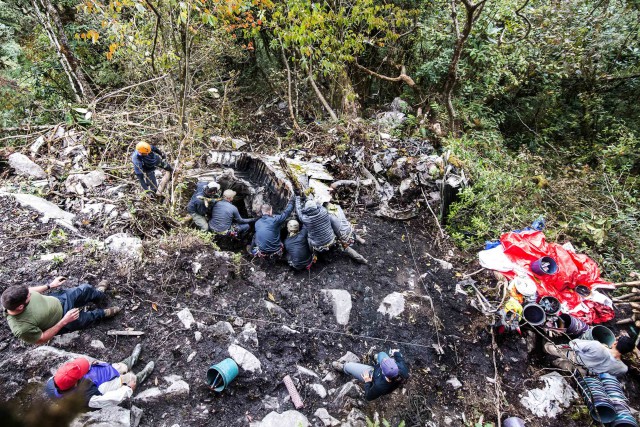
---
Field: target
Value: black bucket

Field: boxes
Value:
[522,304,546,326]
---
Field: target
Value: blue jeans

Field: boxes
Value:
[136,171,158,191]
[344,352,389,382]
[51,284,106,333]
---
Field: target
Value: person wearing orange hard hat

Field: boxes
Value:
[44,345,154,408]
[131,141,173,192]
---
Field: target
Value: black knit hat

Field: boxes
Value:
[616,336,635,354]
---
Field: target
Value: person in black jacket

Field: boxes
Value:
[186,181,220,231]
[333,349,409,401]
[283,220,314,270]
[131,141,173,192]
[295,196,336,252]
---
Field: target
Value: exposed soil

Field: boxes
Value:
[0,188,638,427]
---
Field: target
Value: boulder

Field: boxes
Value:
[344,408,367,427]
[377,292,405,318]
[210,321,235,338]
[332,381,361,405]
[8,153,46,178]
[337,351,361,365]
[176,308,195,329]
[250,410,309,427]
[228,344,262,374]
[10,193,75,224]
[309,383,327,398]
[314,408,340,427]
[133,375,190,402]
[70,406,131,427]
[52,331,80,347]
[321,289,352,325]
[237,323,259,348]
[105,233,143,261]
[375,111,406,131]
[82,170,106,188]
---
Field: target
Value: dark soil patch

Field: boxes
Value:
[0,194,638,426]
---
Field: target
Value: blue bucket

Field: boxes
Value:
[207,358,239,392]
[531,257,558,275]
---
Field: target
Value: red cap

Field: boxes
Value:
[53,358,90,391]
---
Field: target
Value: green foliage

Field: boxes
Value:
[366,417,405,427]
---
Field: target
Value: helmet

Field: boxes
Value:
[136,142,152,155]
[204,181,220,196]
[287,220,300,233]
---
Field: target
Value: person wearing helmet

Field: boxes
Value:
[295,195,335,252]
[250,198,294,258]
[44,345,155,408]
[332,349,409,401]
[131,141,174,192]
[208,189,256,236]
[283,219,314,270]
[187,181,220,231]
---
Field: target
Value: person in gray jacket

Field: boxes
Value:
[543,336,634,376]
[283,220,314,270]
[250,200,294,257]
[325,201,368,264]
[209,189,255,236]
[295,196,335,252]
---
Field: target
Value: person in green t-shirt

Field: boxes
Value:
[1,276,122,345]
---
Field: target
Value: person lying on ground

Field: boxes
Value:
[187,181,220,231]
[1,277,121,345]
[333,349,410,401]
[44,344,155,408]
[543,336,635,376]
[283,220,314,270]
[209,189,256,236]
[131,141,173,193]
[295,195,336,252]
[249,199,295,258]
[325,200,368,265]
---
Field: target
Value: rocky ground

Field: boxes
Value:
[0,128,639,426]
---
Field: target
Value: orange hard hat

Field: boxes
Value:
[136,141,151,155]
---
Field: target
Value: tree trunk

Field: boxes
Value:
[32,0,95,102]
[307,66,338,122]
[442,0,487,132]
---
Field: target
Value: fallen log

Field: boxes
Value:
[616,318,634,325]
[612,280,640,287]
[107,330,145,336]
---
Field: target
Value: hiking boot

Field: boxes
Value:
[120,343,142,370]
[103,306,121,318]
[96,280,109,293]
[332,361,345,372]
[135,361,155,385]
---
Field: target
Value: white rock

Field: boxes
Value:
[446,377,462,390]
[211,321,235,337]
[8,153,46,178]
[81,203,104,217]
[40,252,67,262]
[250,410,309,427]
[228,344,262,374]
[377,292,405,318]
[52,331,80,346]
[345,408,366,427]
[237,323,258,347]
[297,366,319,378]
[165,379,190,397]
[192,262,202,274]
[133,387,163,402]
[81,170,106,188]
[399,178,413,196]
[105,233,143,261]
[322,372,337,383]
[309,383,327,398]
[264,300,288,316]
[187,351,197,363]
[314,408,340,427]
[11,193,75,223]
[194,331,203,342]
[520,372,578,418]
[176,308,195,329]
[262,395,280,411]
[71,405,131,427]
[90,340,106,350]
[30,135,46,157]
[333,381,361,404]
[131,406,143,427]
[321,289,352,325]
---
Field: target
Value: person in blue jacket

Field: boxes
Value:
[250,198,294,257]
[131,141,173,192]
[333,349,410,401]
[44,344,154,408]
[283,220,314,270]
[187,181,220,231]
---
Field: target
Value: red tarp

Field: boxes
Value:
[499,230,614,324]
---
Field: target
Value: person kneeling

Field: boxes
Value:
[45,344,155,408]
